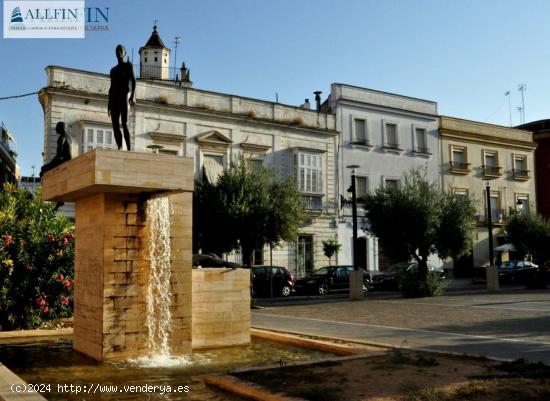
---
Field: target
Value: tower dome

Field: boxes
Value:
[139,25,171,80]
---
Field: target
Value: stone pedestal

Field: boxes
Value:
[349,270,364,300]
[486,265,500,291]
[43,149,194,361]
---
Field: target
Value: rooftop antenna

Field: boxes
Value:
[275,92,279,103]
[173,36,182,77]
[516,106,523,124]
[518,84,526,124]
[31,165,36,191]
[504,90,512,127]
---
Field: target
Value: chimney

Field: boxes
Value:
[314,91,322,111]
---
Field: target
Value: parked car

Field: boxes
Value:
[497,260,538,283]
[371,262,446,291]
[294,265,371,295]
[252,265,295,297]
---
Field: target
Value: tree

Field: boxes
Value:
[506,212,550,264]
[0,183,75,329]
[322,239,341,265]
[363,170,476,297]
[194,159,306,267]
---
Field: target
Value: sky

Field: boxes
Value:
[1,0,549,176]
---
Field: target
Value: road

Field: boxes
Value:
[252,288,550,364]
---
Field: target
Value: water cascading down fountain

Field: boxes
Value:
[145,195,173,360]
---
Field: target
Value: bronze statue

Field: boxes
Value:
[108,44,136,151]
[40,121,72,177]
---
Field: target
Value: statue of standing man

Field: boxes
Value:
[108,44,136,151]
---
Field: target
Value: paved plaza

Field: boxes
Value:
[253,287,550,363]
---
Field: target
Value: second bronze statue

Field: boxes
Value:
[108,44,136,151]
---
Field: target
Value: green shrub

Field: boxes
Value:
[0,183,75,330]
[399,270,446,298]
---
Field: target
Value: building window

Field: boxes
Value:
[83,127,115,153]
[489,191,502,223]
[483,150,501,177]
[512,154,529,179]
[295,152,324,210]
[384,178,400,190]
[453,188,468,198]
[450,145,469,173]
[296,152,323,194]
[515,194,529,214]
[154,57,158,62]
[414,127,429,154]
[352,118,368,145]
[248,158,263,171]
[383,122,400,150]
[144,57,148,62]
[203,154,225,183]
[355,176,368,199]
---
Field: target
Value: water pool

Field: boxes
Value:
[0,337,334,400]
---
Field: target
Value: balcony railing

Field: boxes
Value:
[133,64,186,82]
[482,165,502,177]
[449,161,470,174]
[512,168,530,180]
[301,194,323,211]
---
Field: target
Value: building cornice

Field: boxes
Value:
[440,128,537,151]
[39,86,339,137]
[336,99,438,121]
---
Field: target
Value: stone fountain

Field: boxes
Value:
[42,149,250,362]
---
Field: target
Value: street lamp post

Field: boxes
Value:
[347,165,363,299]
[485,182,499,290]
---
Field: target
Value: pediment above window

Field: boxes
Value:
[195,130,232,150]
[240,142,271,154]
[148,131,187,145]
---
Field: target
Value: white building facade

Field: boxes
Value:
[38,30,338,278]
[328,83,440,271]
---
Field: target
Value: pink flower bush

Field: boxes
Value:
[0,183,75,329]
[2,234,13,246]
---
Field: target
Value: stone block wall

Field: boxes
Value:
[192,268,251,349]
[74,192,193,361]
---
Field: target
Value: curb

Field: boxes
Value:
[203,375,305,401]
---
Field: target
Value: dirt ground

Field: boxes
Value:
[235,350,550,401]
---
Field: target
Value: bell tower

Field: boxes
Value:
[139,25,171,80]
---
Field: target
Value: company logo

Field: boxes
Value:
[3,1,109,38]
[10,7,23,23]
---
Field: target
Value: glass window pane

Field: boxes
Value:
[386,124,397,145]
[356,177,367,197]
[515,157,525,171]
[105,131,112,145]
[87,129,94,143]
[97,130,104,144]
[453,150,463,163]
[416,129,426,149]
[354,119,365,143]
[485,154,495,167]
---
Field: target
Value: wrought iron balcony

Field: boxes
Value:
[449,161,470,174]
[482,165,502,177]
[512,168,530,180]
